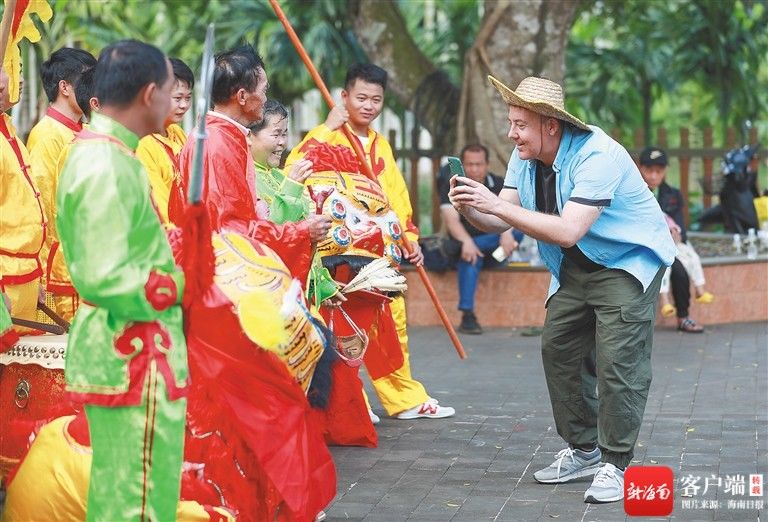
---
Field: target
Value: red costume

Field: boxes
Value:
[178,113,312,278]
[301,144,407,447]
[176,113,335,520]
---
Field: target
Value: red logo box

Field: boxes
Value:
[624,466,674,516]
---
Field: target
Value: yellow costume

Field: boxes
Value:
[26,108,82,320]
[287,124,429,415]
[3,415,235,521]
[0,113,45,326]
[136,123,187,226]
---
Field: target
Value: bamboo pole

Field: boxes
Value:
[268,0,467,360]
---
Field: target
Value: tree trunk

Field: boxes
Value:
[458,0,579,172]
[349,0,579,173]
[347,0,459,154]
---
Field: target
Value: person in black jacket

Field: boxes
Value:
[639,147,714,333]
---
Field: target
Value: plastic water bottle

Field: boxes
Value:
[491,246,507,263]
[732,234,743,255]
[746,228,758,260]
[758,223,768,251]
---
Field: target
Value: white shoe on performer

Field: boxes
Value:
[395,398,455,419]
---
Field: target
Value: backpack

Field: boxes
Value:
[419,235,461,272]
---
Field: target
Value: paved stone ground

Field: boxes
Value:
[327,321,767,522]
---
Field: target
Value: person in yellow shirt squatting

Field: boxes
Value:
[136,57,194,227]
[286,63,455,421]
[0,67,46,330]
[26,47,96,321]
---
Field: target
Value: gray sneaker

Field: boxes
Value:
[584,463,624,503]
[533,447,601,484]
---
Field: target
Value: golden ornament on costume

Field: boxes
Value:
[305,170,404,264]
[211,232,324,391]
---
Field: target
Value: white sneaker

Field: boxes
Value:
[396,398,455,419]
[368,409,380,425]
[533,446,601,484]
[584,463,624,503]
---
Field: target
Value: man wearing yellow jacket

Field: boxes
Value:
[136,57,194,227]
[286,63,455,420]
[26,47,96,320]
[0,67,45,328]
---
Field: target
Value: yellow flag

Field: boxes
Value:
[2,0,53,103]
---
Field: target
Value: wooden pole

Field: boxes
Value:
[11,317,65,335]
[269,0,466,359]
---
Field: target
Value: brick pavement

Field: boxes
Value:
[326,321,767,522]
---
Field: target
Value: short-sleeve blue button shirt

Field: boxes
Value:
[504,124,676,301]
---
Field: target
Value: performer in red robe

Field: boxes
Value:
[176,229,336,522]
[177,44,335,521]
[178,44,330,279]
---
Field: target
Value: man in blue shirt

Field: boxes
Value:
[449,76,675,504]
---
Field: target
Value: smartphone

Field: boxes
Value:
[446,156,465,177]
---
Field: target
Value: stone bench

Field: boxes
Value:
[403,257,768,328]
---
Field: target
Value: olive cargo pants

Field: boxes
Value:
[542,260,664,469]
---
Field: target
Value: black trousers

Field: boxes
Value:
[669,258,691,318]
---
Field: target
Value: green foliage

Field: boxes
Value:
[12,0,767,146]
[32,0,220,69]
[672,0,768,132]
[213,0,365,104]
[397,0,481,83]
[20,0,479,110]
[25,0,366,106]
[567,0,768,142]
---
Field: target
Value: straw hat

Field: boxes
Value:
[488,75,590,131]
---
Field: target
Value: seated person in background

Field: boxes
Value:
[639,146,713,334]
[438,144,521,334]
[658,215,713,316]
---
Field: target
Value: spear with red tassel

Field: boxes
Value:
[268,0,466,360]
[181,23,216,308]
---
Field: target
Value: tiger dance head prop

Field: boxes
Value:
[302,142,405,265]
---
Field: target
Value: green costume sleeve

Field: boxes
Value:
[254,164,339,304]
[0,300,18,348]
[57,131,183,323]
[272,175,311,224]
[0,302,10,331]
[255,165,311,224]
